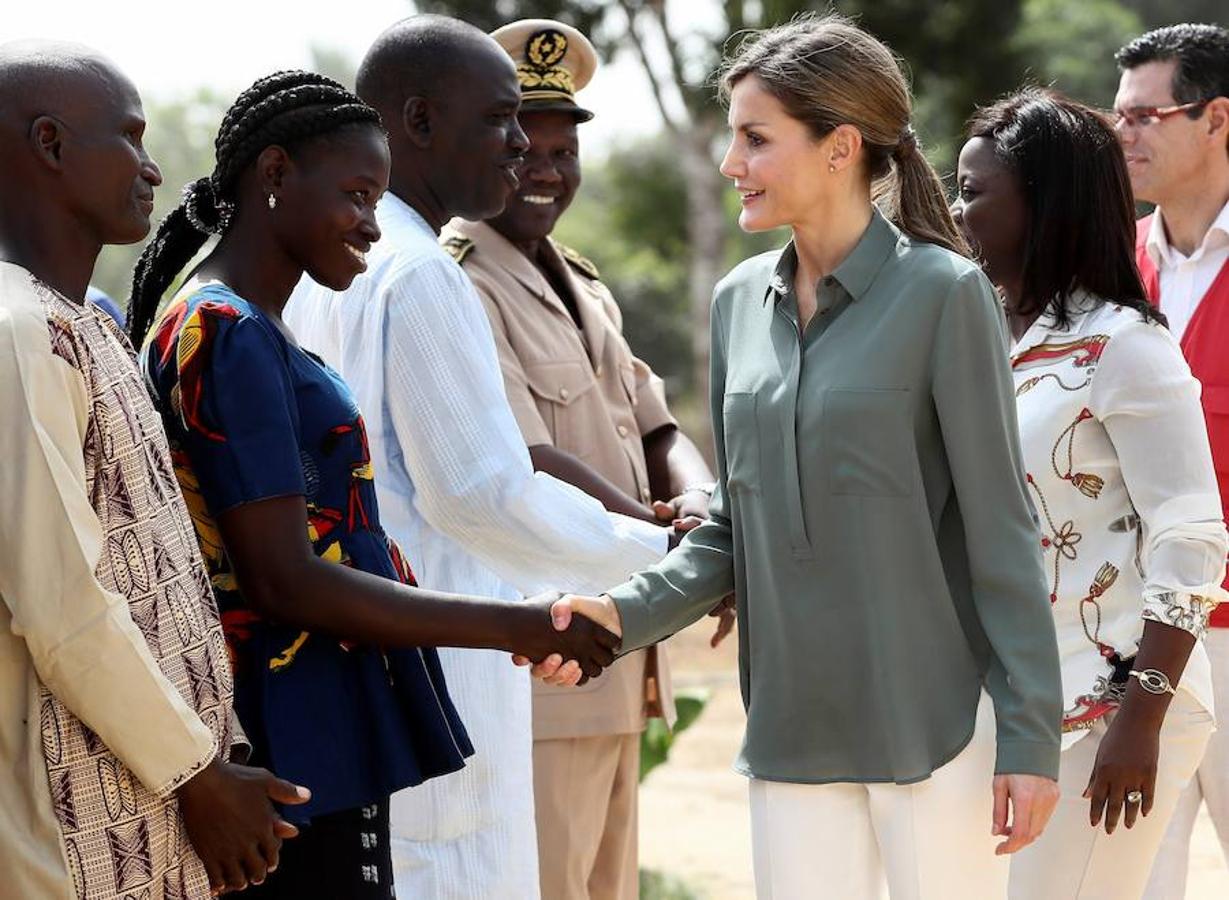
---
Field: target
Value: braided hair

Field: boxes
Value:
[127,70,383,347]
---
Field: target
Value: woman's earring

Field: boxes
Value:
[267,194,278,210]
[828,163,836,173]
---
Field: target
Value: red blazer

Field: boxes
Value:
[1137,215,1229,624]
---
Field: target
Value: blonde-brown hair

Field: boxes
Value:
[720,13,969,256]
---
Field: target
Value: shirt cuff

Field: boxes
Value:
[1142,591,1221,641]
[994,738,1060,780]
[607,578,661,653]
[155,737,219,797]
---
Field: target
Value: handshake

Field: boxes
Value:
[510,593,625,686]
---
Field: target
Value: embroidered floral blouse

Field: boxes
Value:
[1011,294,1228,746]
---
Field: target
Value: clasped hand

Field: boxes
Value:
[512,593,624,686]
[511,591,622,685]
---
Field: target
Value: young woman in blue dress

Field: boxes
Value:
[126,71,618,898]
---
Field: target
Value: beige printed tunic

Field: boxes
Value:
[0,262,233,899]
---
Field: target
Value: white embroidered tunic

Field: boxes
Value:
[1010,295,1227,748]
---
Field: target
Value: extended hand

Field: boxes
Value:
[1083,708,1160,832]
[515,595,624,687]
[176,757,310,895]
[512,591,620,684]
[991,773,1059,855]
[667,515,705,550]
[653,488,711,524]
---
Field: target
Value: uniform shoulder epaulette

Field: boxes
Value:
[556,242,601,280]
[441,234,475,266]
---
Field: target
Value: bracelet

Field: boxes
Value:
[1129,669,1176,695]
[682,481,717,498]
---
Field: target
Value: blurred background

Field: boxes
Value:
[10,1,1226,896]
[11,0,1221,430]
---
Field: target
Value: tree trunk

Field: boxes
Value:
[679,121,727,457]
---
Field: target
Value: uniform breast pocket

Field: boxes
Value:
[722,392,761,494]
[524,360,600,460]
[824,388,915,497]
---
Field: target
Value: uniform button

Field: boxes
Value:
[595,365,603,377]
[559,387,570,401]
[641,487,652,502]
[617,424,629,438]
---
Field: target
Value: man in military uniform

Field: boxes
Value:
[443,19,732,900]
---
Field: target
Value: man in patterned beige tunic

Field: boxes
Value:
[0,41,306,899]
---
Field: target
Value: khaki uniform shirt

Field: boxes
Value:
[445,219,677,740]
[0,262,235,899]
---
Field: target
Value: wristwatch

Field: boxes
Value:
[1129,668,1176,695]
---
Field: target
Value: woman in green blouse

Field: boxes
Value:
[535,14,1064,898]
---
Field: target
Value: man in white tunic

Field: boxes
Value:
[284,17,673,898]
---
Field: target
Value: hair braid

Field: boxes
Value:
[127,71,383,348]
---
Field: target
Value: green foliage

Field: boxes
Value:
[639,868,704,899]
[1013,0,1143,107]
[639,688,710,782]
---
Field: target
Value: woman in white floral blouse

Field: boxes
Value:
[953,87,1229,899]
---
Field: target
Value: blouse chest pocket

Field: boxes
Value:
[524,359,600,459]
[823,388,915,497]
[722,392,761,494]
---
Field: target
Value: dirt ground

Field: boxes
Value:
[639,621,1229,899]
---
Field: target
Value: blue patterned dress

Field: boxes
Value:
[144,282,472,824]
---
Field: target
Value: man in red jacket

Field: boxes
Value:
[1114,23,1229,898]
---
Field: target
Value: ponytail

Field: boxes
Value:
[722,14,970,258]
[126,178,219,348]
[877,129,970,257]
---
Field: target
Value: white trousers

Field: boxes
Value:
[1008,688,1212,899]
[1144,628,1229,899]
[748,693,1005,900]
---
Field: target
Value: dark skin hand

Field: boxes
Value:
[177,758,310,895]
[1084,620,1197,834]
[0,42,312,895]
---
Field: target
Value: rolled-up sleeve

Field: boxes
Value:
[380,259,667,597]
[0,307,215,796]
[931,270,1063,779]
[1089,320,1228,638]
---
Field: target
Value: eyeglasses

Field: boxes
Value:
[1112,100,1209,129]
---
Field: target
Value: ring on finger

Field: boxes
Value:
[1126,790,1144,805]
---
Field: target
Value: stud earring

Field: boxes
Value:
[828,163,836,173]
[267,194,278,210]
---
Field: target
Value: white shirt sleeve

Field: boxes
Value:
[0,306,216,796]
[1089,318,1229,636]
[380,256,667,597]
